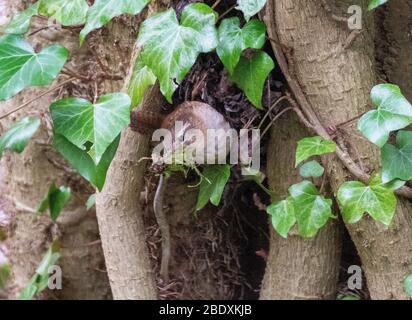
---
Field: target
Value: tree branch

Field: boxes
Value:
[0,77,75,120]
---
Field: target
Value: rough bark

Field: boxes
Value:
[0,0,111,299]
[269,0,412,299]
[95,89,161,300]
[379,1,412,100]
[260,113,341,300]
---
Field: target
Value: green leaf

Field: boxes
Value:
[337,175,400,226]
[86,193,96,210]
[217,17,266,74]
[38,183,71,222]
[179,3,218,53]
[358,84,412,147]
[19,241,60,300]
[230,50,274,109]
[50,93,130,164]
[267,198,296,238]
[368,0,389,11]
[381,130,412,183]
[36,241,60,277]
[0,116,41,158]
[19,278,37,300]
[80,0,150,44]
[128,59,156,107]
[53,134,119,191]
[0,2,39,35]
[404,274,412,298]
[196,165,231,211]
[288,180,333,238]
[39,0,89,26]
[0,35,68,100]
[299,160,325,178]
[295,136,336,166]
[0,262,11,289]
[138,4,218,102]
[236,0,267,21]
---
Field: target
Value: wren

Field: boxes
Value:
[131,101,232,165]
[130,101,230,134]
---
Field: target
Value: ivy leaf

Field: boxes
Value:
[38,183,71,222]
[196,164,231,211]
[0,35,68,100]
[358,84,412,147]
[53,134,119,191]
[288,180,333,238]
[299,160,325,178]
[381,130,412,183]
[179,3,218,53]
[368,0,389,11]
[0,2,39,35]
[267,198,296,238]
[0,117,41,158]
[137,3,218,103]
[404,274,412,298]
[295,136,336,166]
[230,50,274,109]
[128,59,156,107]
[337,175,401,226]
[39,0,89,26]
[236,0,267,21]
[217,17,266,74]
[86,194,96,210]
[80,0,150,44]
[19,241,60,300]
[50,93,130,165]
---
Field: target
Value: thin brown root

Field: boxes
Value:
[153,174,171,282]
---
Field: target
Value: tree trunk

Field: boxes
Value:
[260,113,341,300]
[95,0,170,300]
[268,0,412,299]
[95,90,160,300]
[378,1,412,100]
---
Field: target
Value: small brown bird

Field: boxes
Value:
[131,101,232,165]
[131,101,230,134]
